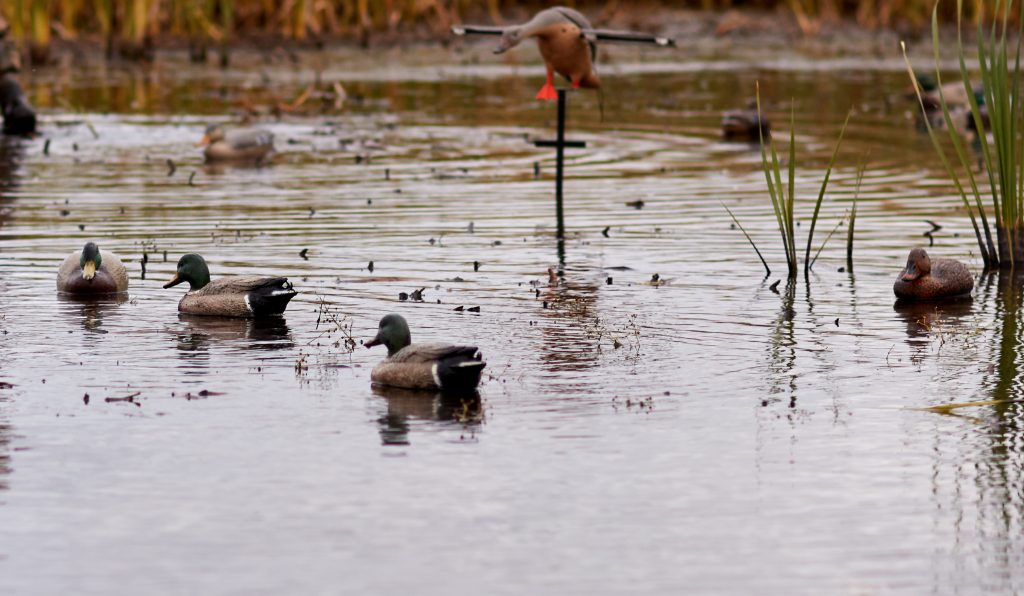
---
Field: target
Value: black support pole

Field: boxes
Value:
[555,89,567,242]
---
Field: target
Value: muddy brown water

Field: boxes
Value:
[0,42,1022,594]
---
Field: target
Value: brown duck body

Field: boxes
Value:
[535,22,600,90]
[894,257,973,301]
[56,250,128,294]
[371,343,485,392]
[178,276,295,317]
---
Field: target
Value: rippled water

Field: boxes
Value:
[1,42,1022,594]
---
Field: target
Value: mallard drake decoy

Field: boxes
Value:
[894,248,973,301]
[57,242,129,295]
[196,124,274,163]
[163,253,296,317]
[912,74,982,112]
[365,314,486,392]
[721,105,770,141]
[0,74,36,136]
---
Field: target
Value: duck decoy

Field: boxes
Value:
[196,124,274,163]
[894,248,973,301]
[912,74,981,111]
[163,253,296,317]
[455,7,674,101]
[57,242,129,295]
[365,314,486,392]
[721,102,770,141]
[0,74,36,136]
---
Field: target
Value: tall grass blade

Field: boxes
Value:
[721,202,771,276]
[804,109,851,276]
[901,40,991,266]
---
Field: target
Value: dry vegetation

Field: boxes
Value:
[0,0,1015,57]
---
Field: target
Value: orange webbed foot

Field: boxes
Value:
[535,82,559,101]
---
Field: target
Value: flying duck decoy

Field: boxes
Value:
[365,314,486,392]
[163,253,297,317]
[57,242,129,295]
[454,6,674,101]
[196,124,274,163]
[894,248,973,301]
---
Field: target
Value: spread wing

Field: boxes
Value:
[199,276,291,296]
[390,343,481,365]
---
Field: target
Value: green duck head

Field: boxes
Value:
[196,124,225,147]
[901,248,932,282]
[365,314,412,356]
[79,242,102,280]
[164,253,211,290]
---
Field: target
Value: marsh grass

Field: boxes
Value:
[0,0,1014,52]
[903,0,1024,269]
[746,84,850,280]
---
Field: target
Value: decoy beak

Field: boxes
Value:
[82,261,97,281]
[364,334,382,348]
[194,134,210,147]
[901,264,920,282]
[163,273,184,289]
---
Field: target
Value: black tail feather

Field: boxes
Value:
[248,279,297,316]
[436,348,486,393]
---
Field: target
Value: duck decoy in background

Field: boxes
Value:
[196,124,274,163]
[894,248,973,301]
[721,103,770,141]
[0,74,36,136]
[365,314,486,392]
[909,74,988,134]
[163,253,296,317]
[57,242,129,295]
[455,6,674,100]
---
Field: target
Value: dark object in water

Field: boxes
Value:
[626,200,644,209]
[602,226,610,237]
[721,107,770,141]
[0,74,37,136]
[893,248,973,301]
[299,248,309,260]
[769,280,781,294]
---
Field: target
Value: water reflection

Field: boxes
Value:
[174,315,293,372]
[537,273,601,374]
[58,292,128,337]
[0,398,10,491]
[372,385,483,446]
[766,279,797,406]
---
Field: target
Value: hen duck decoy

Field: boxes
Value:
[894,248,973,301]
[365,314,486,392]
[458,6,673,101]
[196,124,274,163]
[0,74,36,136]
[721,104,770,141]
[163,253,296,317]
[57,242,129,295]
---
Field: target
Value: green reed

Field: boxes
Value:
[754,85,849,280]
[902,0,1024,269]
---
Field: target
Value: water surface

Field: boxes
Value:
[0,42,1022,594]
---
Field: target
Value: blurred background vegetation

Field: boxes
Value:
[0,0,1011,62]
